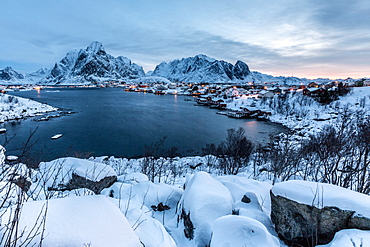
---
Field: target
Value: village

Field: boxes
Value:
[115,76,364,119]
[0,75,370,120]
[1,76,367,122]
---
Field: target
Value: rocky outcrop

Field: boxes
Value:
[270,181,370,247]
[62,173,117,194]
[38,157,118,195]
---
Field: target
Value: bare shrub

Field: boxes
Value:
[216,128,254,175]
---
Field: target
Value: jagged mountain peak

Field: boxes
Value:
[86,41,105,55]
[35,67,50,74]
[41,42,144,84]
[151,55,250,83]
[193,54,216,63]
[0,66,24,81]
[3,66,15,72]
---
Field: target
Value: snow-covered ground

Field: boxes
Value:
[0,150,368,247]
[229,87,370,135]
[0,93,57,122]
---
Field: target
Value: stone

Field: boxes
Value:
[270,190,370,247]
[63,173,117,194]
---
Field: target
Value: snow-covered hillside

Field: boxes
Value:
[229,86,370,135]
[0,93,57,122]
[41,41,145,85]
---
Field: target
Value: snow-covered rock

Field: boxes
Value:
[118,172,149,183]
[101,179,180,247]
[151,54,250,83]
[33,157,117,195]
[41,41,145,85]
[210,215,280,247]
[102,180,182,225]
[272,180,370,218]
[316,229,370,247]
[125,207,177,247]
[217,176,276,235]
[3,195,142,247]
[178,171,233,246]
[217,176,272,213]
[271,180,370,246]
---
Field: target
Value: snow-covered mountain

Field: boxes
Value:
[25,68,51,83]
[27,67,50,78]
[41,41,145,85]
[245,71,333,85]
[0,44,349,85]
[149,54,333,85]
[0,67,25,83]
[0,67,53,85]
[150,54,251,83]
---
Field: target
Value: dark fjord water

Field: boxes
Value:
[2,88,286,161]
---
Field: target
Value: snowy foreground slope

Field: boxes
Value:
[11,196,142,246]
[1,151,369,247]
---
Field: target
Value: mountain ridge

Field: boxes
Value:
[0,42,342,85]
[150,54,251,83]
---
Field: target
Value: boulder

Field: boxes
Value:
[37,157,117,194]
[271,180,370,247]
[64,173,116,194]
[178,172,233,246]
[210,215,280,247]
[101,180,183,225]
[316,229,370,247]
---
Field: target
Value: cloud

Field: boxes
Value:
[0,0,369,78]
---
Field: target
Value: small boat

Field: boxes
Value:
[51,134,63,140]
[6,155,18,162]
[0,128,6,134]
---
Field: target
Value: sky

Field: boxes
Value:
[0,0,369,79]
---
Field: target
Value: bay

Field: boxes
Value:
[1,88,286,161]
